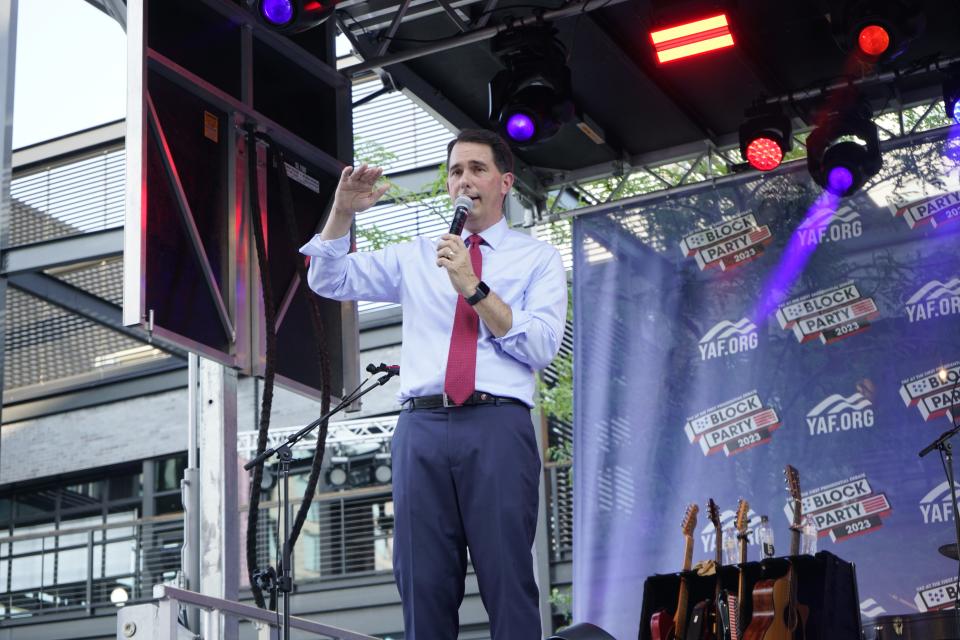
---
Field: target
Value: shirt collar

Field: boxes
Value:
[462,216,508,250]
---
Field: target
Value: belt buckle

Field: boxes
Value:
[442,392,454,408]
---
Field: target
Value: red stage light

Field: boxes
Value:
[650,14,734,64]
[857,24,890,58]
[745,137,784,172]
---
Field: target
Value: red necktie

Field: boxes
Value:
[443,234,483,405]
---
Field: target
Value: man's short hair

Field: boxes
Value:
[446,129,514,175]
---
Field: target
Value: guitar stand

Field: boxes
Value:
[638,551,861,640]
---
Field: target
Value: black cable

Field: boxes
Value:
[268,143,333,550]
[244,126,280,610]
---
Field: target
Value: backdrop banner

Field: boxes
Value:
[572,134,960,639]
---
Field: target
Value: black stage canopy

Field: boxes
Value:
[333,0,959,189]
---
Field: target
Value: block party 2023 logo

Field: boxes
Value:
[916,577,960,612]
[904,277,960,323]
[899,361,960,423]
[792,473,892,542]
[805,391,874,437]
[890,190,960,230]
[775,281,879,345]
[684,390,780,457]
[679,213,773,272]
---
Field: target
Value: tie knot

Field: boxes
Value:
[468,234,483,248]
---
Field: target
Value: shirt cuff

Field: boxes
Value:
[299,232,350,257]
[494,307,531,344]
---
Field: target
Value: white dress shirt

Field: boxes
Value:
[299,217,567,407]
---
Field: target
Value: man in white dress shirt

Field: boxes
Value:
[300,129,567,640]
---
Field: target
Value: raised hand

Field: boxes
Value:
[333,164,390,217]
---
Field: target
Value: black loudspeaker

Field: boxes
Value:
[549,622,618,639]
[870,611,960,640]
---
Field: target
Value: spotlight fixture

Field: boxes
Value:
[488,25,575,146]
[373,452,392,484]
[944,65,960,125]
[806,102,882,197]
[254,0,340,33]
[739,103,793,172]
[327,455,349,488]
[828,0,925,63]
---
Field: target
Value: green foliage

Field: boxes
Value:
[550,586,573,630]
[356,226,410,250]
[352,138,449,248]
[539,349,573,425]
[354,139,398,167]
[538,282,574,466]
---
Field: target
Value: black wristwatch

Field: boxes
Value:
[465,281,490,306]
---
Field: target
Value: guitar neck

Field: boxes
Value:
[736,536,748,605]
[674,534,696,638]
[789,503,801,556]
[714,529,723,598]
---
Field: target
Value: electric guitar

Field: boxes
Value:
[687,499,722,640]
[650,503,699,640]
[717,498,749,640]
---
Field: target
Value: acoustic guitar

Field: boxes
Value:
[687,499,722,640]
[742,465,809,640]
[651,503,699,640]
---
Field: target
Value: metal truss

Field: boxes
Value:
[533,96,955,225]
[236,415,399,457]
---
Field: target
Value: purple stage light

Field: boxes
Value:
[505,112,536,142]
[827,166,854,195]
[952,100,960,125]
[261,0,294,24]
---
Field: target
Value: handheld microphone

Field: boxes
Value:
[366,362,400,375]
[449,195,474,235]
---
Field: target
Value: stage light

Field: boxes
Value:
[489,25,575,146]
[650,13,734,64]
[327,455,349,487]
[806,103,882,197]
[944,66,960,125]
[547,622,617,639]
[255,0,340,33]
[110,587,129,606]
[505,112,536,143]
[261,0,294,25]
[739,105,793,172]
[373,452,392,484]
[829,0,924,62]
[857,24,890,58]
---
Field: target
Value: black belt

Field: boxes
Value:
[404,392,527,409]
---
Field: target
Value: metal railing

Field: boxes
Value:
[0,466,573,623]
[0,512,182,620]
[118,584,378,639]
[248,485,396,583]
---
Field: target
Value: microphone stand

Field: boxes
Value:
[918,370,960,639]
[245,367,398,640]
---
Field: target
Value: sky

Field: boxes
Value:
[12,0,127,150]
[11,1,355,151]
